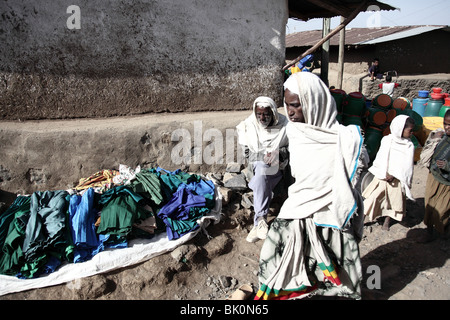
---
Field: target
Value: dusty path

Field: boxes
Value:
[1,162,448,301]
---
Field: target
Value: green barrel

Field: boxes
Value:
[364,126,384,161]
[343,114,364,127]
[392,97,411,111]
[372,94,393,109]
[330,89,346,113]
[344,92,365,117]
[410,134,419,149]
[367,107,387,126]
[405,109,423,132]
[439,106,450,117]
[423,98,443,117]
[386,108,397,123]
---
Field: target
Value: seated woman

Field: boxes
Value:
[236,96,289,243]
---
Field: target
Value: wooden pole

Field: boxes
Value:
[321,18,330,86]
[283,0,368,71]
[337,16,345,89]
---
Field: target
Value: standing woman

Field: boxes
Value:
[423,109,450,240]
[255,72,368,300]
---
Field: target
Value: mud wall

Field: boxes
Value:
[0,0,288,120]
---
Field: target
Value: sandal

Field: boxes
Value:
[226,284,253,300]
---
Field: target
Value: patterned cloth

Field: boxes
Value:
[255,218,362,300]
[74,169,119,192]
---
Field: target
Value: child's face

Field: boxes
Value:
[402,124,414,139]
[444,115,450,136]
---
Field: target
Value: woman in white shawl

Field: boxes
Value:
[236,97,289,242]
[363,115,415,230]
[255,72,367,300]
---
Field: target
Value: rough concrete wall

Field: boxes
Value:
[0,111,250,194]
[361,75,450,101]
[0,0,288,120]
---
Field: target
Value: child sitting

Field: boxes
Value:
[378,75,400,97]
[362,115,415,230]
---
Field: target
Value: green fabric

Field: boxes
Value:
[0,197,31,276]
[0,196,30,251]
[166,206,210,235]
[20,190,71,278]
[97,186,152,236]
[132,170,166,205]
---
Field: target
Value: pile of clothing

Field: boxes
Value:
[0,165,216,279]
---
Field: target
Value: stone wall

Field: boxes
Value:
[361,75,450,101]
[0,0,288,120]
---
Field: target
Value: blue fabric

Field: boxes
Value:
[91,234,128,257]
[69,188,101,263]
[41,255,62,275]
[154,168,216,240]
[185,179,215,197]
[157,186,207,240]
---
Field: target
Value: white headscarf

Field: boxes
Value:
[369,114,415,200]
[236,96,288,155]
[278,72,364,230]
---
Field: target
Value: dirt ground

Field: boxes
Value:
[1,161,449,301]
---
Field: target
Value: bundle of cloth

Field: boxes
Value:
[0,166,216,280]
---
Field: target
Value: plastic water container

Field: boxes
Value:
[418,90,429,98]
[344,92,366,116]
[424,99,444,117]
[412,98,428,117]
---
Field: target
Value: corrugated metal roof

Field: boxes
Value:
[286,25,449,47]
[288,0,396,20]
[358,25,449,44]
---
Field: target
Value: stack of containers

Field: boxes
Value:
[341,91,366,128]
[364,93,393,161]
[330,88,347,124]
[412,87,448,161]
[393,97,423,133]
[412,90,429,117]
[424,87,445,117]
[440,97,450,117]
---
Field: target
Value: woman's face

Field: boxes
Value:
[284,89,305,123]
